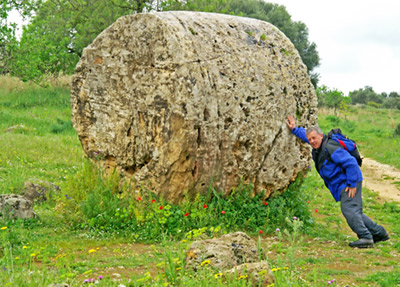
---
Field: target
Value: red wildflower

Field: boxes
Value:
[259,230,263,234]
[138,197,142,201]
[184,212,189,217]
[264,202,268,206]
[315,209,319,213]
[159,206,163,210]
[307,200,310,203]
[203,204,208,208]
[221,210,225,214]
[152,199,156,203]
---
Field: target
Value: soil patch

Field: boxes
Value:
[362,157,400,202]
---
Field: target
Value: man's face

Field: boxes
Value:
[306,130,324,149]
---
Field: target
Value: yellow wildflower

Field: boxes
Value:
[200,259,211,267]
[14,257,19,260]
[88,249,96,253]
[23,246,28,249]
[1,226,7,230]
[238,275,248,280]
[30,253,36,257]
[214,273,223,279]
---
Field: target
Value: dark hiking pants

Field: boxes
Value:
[340,181,386,239]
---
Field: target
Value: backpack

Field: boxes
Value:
[326,128,363,167]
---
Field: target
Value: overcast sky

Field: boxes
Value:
[8,1,400,95]
[271,0,400,95]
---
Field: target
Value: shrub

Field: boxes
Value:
[57,161,314,241]
[394,123,400,137]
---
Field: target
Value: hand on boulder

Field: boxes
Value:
[286,115,296,131]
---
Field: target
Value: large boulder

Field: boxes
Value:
[71,11,317,202]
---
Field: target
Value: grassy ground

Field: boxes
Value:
[0,77,399,286]
[318,106,400,169]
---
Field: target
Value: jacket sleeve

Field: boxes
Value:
[291,127,310,144]
[330,148,363,187]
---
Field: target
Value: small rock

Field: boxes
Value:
[0,194,37,219]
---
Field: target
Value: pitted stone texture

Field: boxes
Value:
[185,232,259,270]
[225,261,275,286]
[0,194,37,219]
[71,11,317,201]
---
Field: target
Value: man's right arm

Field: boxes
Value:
[286,115,310,144]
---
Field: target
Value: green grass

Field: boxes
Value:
[0,78,399,286]
[318,107,400,169]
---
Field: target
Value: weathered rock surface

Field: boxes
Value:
[0,194,37,219]
[225,261,275,286]
[23,181,60,202]
[185,231,259,270]
[71,11,317,201]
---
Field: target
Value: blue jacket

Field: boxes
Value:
[291,127,363,202]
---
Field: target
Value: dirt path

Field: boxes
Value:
[361,157,400,202]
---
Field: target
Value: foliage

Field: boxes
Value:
[58,162,314,241]
[316,85,351,116]
[3,0,320,86]
[394,123,400,137]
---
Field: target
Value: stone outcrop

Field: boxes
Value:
[71,11,317,202]
[0,194,37,219]
[185,232,259,270]
[185,232,275,286]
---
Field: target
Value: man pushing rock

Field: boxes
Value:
[286,115,389,248]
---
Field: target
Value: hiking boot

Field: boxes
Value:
[349,238,374,248]
[373,233,390,243]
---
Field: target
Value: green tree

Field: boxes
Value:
[5,0,320,85]
[316,85,347,115]
[349,86,384,105]
[7,0,152,82]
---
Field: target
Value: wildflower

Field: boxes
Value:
[176,267,182,271]
[201,259,211,266]
[307,200,310,203]
[23,246,28,249]
[84,279,90,283]
[138,197,142,201]
[238,274,248,280]
[1,226,7,230]
[152,199,156,203]
[14,257,19,260]
[88,249,96,253]
[184,212,189,217]
[64,194,71,199]
[315,209,319,213]
[328,279,336,284]
[264,202,268,206]
[30,253,36,257]
[221,210,225,214]
[203,204,208,208]
[159,206,163,210]
[98,275,103,280]
[276,228,280,232]
[293,216,298,220]
[259,230,263,234]
[214,272,223,279]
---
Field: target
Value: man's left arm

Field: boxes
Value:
[330,148,363,198]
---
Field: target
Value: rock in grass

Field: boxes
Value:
[185,232,260,270]
[71,11,317,202]
[23,180,60,202]
[0,194,37,219]
[225,261,275,286]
